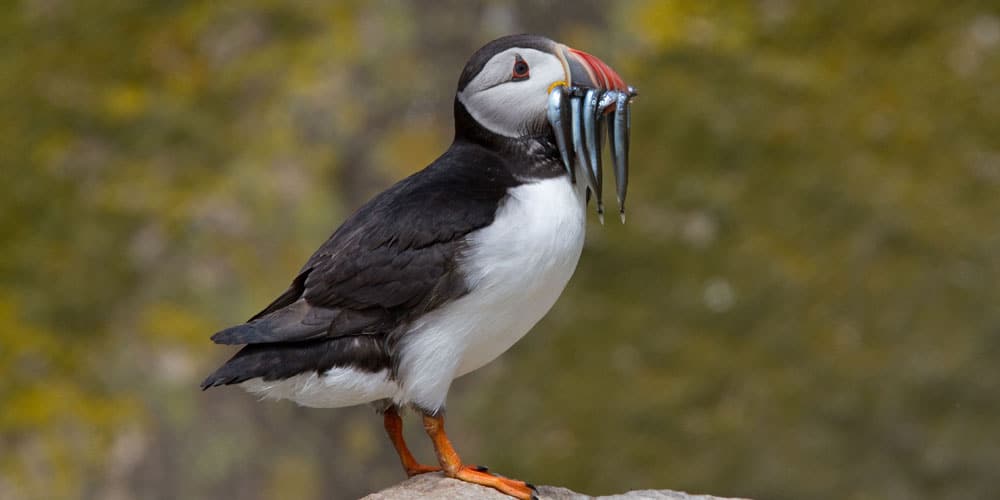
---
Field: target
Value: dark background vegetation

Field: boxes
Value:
[3,1,999,499]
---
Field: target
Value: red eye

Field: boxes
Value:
[512,55,530,81]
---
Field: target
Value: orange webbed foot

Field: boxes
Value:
[404,463,442,477]
[450,465,537,499]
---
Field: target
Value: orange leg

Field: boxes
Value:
[382,407,440,477]
[422,412,537,500]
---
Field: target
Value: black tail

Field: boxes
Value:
[200,336,391,390]
[209,302,369,345]
[209,323,269,345]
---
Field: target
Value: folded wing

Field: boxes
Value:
[201,142,517,387]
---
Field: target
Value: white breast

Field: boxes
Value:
[394,175,587,411]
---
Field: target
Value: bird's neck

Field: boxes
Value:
[452,99,566,182]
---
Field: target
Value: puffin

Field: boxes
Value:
[201,34,636,499]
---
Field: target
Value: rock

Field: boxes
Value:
[361,472,748,500]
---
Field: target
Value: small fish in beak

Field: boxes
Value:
[547,46,636,223]
[583,88,605,223]
[609,90,633,223]
[546,86,576,184]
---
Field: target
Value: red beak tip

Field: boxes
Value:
[568,47,628,92]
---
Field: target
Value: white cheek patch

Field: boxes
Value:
[458,48,565,138]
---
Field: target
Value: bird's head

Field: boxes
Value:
[455,34,637,221]
[456,34,629,139]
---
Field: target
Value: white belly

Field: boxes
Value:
[394,175,587,411]
[240,367,399,408]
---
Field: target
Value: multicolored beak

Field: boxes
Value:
[547,44,637,224]
[565,47,629,92]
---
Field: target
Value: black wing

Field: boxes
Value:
[201,142,518,389]
[209,141,517,347]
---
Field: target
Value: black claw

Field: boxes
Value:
[472,465,489,472]
[526,482,538,491]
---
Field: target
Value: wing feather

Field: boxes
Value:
[209,142,516,346]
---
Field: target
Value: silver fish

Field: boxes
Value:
[571,93,602,221]
[583,89,604,223]
[611,91,630,223]
[546,86,575,183]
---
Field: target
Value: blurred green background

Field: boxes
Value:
[3,1,999,499]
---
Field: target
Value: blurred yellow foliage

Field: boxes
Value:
[2,1,999,500]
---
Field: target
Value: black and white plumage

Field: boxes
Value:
[203,140,569,411]
[201,34,634,498]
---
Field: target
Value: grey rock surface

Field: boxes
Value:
[361,472,748,500]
